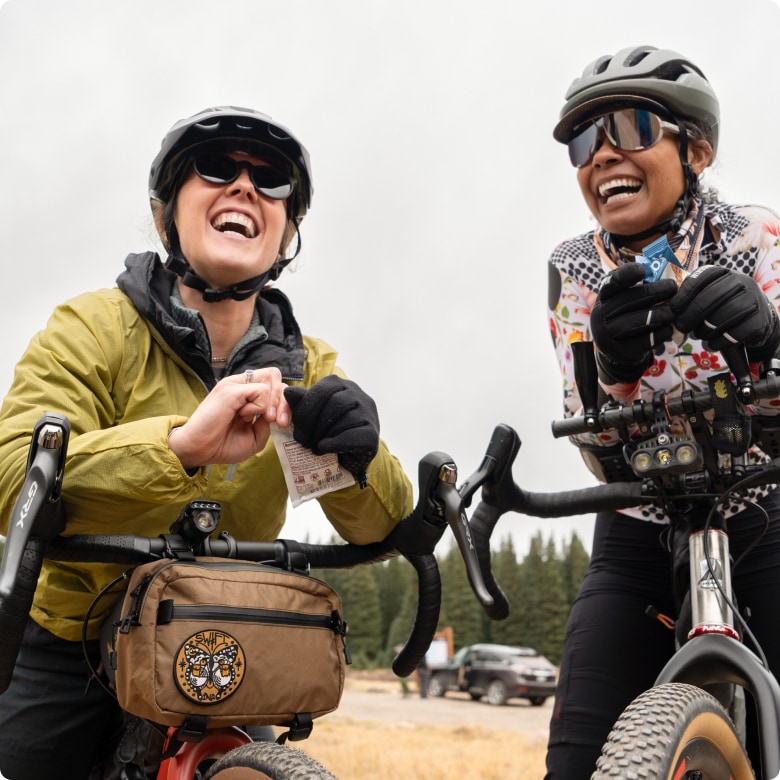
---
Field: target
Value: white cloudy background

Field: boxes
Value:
[1,0,779,555]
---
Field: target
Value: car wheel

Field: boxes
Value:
[428,674,447,698]
[529,696,547,707]
[486,679,508,706]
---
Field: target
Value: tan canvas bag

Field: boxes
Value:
[108,557,348,730]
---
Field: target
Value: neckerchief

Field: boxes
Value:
[594,198,708,273]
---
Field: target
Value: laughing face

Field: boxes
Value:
[173,151,288,290]
[576,127,712,251]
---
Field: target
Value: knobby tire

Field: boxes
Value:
[202,742,338,780]
[592,683,754,780]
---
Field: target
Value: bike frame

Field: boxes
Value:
[157,727,252,779]
[465,343,780,778]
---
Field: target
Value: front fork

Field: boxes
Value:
[657,524,780,777]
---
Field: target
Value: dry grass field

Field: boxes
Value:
[295,720,547,779]
[278,670,549,779]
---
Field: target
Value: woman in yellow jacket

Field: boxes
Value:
[0,106,413,780]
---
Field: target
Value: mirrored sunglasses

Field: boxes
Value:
[192,154,296,200]
[567,108,682,168]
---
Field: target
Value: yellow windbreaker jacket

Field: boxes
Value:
[0,253,413,640]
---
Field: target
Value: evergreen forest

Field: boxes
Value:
[313,531,590,670]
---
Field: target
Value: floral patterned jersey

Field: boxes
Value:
[548,200,780,523]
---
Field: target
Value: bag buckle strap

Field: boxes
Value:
[276,713,313,743]
[160,715,209,759]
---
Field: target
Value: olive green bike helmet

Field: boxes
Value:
[554,45,720,154]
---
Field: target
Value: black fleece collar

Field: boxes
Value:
[116,252,305,388]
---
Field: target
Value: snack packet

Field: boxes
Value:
[270,422,355,507]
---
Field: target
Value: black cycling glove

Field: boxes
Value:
[590,262,677,384]
[670,265,780,362]
[284,375,380,488]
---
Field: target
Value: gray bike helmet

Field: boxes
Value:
[149,106,313,301]
[554,45,720,154]
[150,106,313,220]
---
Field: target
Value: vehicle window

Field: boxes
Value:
[452,647,469,664]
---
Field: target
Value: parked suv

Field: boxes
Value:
[427,643,556,706]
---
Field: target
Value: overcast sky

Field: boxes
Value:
[1,0,779,558]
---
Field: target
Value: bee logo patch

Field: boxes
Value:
[174,630,245,704]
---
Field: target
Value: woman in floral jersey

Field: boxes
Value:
[545,45,780,778]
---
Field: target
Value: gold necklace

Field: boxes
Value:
[211,356,229,364]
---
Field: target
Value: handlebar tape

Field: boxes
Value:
[391,553,441,678]
[294,541,395,569]
[508,481,645,517]
[0,538,46,693]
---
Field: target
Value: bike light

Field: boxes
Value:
[629,436,703,477]
[170,500,222,540]
[633,451,654,473]
[193,508,219,533]
[676,443,697,465]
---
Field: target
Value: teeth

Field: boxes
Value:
[212,212,257,238]
[598,177,642,200]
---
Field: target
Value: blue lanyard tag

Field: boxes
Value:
[638,236,684,283]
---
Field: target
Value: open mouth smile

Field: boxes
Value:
[211,211,258,238]
[598,177,642,204]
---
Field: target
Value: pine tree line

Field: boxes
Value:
[313,531,590,670]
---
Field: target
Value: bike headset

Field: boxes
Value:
[553,45,720,245]
[148,106,314,302]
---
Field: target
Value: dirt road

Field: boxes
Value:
[322,672,553,739]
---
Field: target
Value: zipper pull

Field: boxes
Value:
[119,574,152,633]
[331,611,351,665]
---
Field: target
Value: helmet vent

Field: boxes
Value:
[625,46,654,67]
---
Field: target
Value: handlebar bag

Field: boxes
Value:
[108,557,349,731]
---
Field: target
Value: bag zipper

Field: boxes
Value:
[157,602,352,664]
[158,602,345,634]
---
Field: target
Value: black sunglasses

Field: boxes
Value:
[192,154,296,200]
[567,108,683,168]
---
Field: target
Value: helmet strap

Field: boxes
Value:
[163,202,300,302]
[610,118,699,247]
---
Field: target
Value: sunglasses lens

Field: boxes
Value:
[567,110,664,167]
[194,154,238,184]
[248,168,295,200]
[611,109,662,150]
[568,123,599,167]
[193,154,295,199]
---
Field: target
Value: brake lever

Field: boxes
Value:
[460,424,521,513]
[457,425,518,508]
[438,478,494,607]
[720,342,754,403]
[0,414,70,599]
[458,425,522,620]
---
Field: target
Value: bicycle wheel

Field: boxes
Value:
[593,683,754,779]
[202,742,338,780]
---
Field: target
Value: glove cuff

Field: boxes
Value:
[746,307,780,363]
[596,350,652,385]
